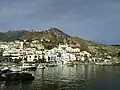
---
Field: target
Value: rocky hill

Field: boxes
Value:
[0,28,88,50]
[0,27,120,59]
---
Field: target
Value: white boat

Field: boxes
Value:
[66,61,75,67]
[0,67,35,81]
[1,65,22,72]
[21,63,36,70]
[37,64,46,69]
[9,65,22,72]
[46,62,58,67]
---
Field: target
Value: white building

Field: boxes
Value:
[32,40,39,43]
[70,54,76,61]
[3,51,10,56]
[26,54,39,62]
[0,45,8,49]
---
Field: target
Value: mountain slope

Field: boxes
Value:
[0,32,8,41]
[0,28,88,50]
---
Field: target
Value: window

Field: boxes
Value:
[34,55,37,58]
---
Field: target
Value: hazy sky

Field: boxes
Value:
[0,0,120,44]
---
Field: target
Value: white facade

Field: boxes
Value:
[0,45,8,49]
[81,57,85,61]
[3,51,10,56]
[20,41,24,49]
[32,40,39,43]
[11,56,20,60]
[70,54,76,61]
[26,54,39,62]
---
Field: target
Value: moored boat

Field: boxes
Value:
[112,62,120,66]
[21,62,37,71]
[66,61,75,67]
[0,66,34,81]
[45,62,58,67]
[95,62,120,66]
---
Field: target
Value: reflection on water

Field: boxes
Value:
[1,65,120,90]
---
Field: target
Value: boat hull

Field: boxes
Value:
[0,72,34,81]
[22,67,36,71]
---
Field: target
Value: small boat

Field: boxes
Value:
[0,66,34,81]
[21,63,36,71]
[46,63,58,67]
[112,62,120,66]
[66,61,74,67]
[102,63,113,66]
[9,65,22,72]
[37,64,46,69]
[95,62,120,66]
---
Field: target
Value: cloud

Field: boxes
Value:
[0,0,120,44]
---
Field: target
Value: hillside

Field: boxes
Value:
[0,32,8,41]
[0,28,88,50]
[0,27,120,59]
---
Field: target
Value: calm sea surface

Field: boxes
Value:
[1,64,120,90]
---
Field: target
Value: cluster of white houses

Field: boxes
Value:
[0,40,112,63]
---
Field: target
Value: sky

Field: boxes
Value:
[0,0,120,44]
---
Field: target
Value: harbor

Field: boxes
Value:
[0,60,120,82]
[0,64,120,90]
[0,31,120,90]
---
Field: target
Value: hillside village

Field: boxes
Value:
[0,39,113,64]
[0,28,119,65]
